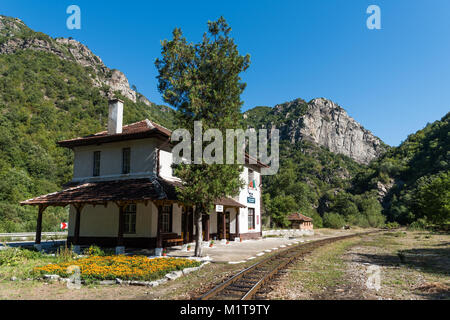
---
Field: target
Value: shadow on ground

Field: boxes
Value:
[352,246,450,299]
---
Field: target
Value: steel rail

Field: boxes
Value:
[199,232,376,300]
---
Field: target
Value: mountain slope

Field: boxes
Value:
[0,16,176,232]
[247,98,448,229]
[0,15,136,102]
[245,98,387,164]
[244,99,387,228]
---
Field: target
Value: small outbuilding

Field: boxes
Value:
[287,212,313,230]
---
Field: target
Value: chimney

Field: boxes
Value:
[108,98,123,134]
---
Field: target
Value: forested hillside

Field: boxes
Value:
[245,101,387,229]
[247,100,449,230]
[353,112,450,228]
[0,16,176,232]
[0,15,447,233]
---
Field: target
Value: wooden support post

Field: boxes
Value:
[35,205,46,245]
[235,210,240,239]
[183,209,188,244]
[205,214,210,241]
[73,204,83,246]
[117,204,125,247]
[222,211,226,240]
[156,205,163,248]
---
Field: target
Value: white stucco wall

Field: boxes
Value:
[68,135,263,240]
[68,202,155,238]
[159,149,174,181]
[72,138,159,181]
[237,166,261,235]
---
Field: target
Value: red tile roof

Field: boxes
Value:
[20,177,245,209]
[20,178,176,206]
[57,119,171,148]
[287,212,313,222]
[57,118,269,168]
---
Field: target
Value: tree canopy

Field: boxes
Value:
[155,17,250,256]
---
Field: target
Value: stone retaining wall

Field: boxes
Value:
[262,229,314,237]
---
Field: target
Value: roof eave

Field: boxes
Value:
[57,129,170,149]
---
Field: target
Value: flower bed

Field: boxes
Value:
[34,256,201,282]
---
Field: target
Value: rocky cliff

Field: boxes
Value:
[0,15,137,102]
[246,98,386,164]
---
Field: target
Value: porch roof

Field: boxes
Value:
[20,178,177,207]
[216,197,246,208]
[20,177,246,208]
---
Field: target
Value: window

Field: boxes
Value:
[161,205,172,233]
[122,148,131,174]
[248,169,256,189]
[248,208,255,230]
[93,151,101,176]
[124,204,136,234]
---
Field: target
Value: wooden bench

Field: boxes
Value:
[163,237,184,247]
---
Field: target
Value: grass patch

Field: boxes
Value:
[358,235,401,248]
[0,246,70,280]
[384,231,407,238]
[288,238,359,293]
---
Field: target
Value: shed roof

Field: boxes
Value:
[287,212,313,222]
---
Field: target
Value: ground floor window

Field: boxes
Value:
[124,204,136,234]
[248,208,255,230]
[161,205,172,232]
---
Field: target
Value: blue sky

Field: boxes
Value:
[1,0,450,146]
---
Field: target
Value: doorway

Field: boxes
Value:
[217,211,230,240]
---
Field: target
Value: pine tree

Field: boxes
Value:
[155,17,250,256]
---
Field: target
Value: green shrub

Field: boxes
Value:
[323,212,346,229]
[56,244,76,262]
[385,221,400,229]
[408,218,429,230]
[0,246,43,266]
[346,213,369,228]
[308,210,323,228]
[84,245,106,256]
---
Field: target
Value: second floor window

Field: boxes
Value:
[124,204,136,234]
[122,148,131,174]
[93,151,101,176]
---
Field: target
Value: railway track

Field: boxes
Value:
[199,232,374,300]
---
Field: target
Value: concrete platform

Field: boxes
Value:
[165,229,358,263]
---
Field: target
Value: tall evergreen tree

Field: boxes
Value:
[155,17,250,256]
